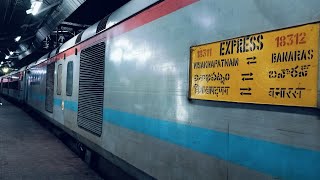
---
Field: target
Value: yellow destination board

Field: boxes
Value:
[189,24,319,107]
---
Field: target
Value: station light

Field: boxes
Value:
[5,55,9,60]
[26,0,43,16]
[15,36,21,42]
[2,67,9,74]
[0,61,3,65]
[9,51,13,55]
[32,1,42,15]
[26,9,32,14]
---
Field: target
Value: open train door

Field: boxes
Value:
[45,63,55,113]
[23,70,28,103]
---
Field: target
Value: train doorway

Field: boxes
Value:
[45,63,55,113]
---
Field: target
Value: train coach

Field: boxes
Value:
[1,0,320,179]
[0,67,26,103]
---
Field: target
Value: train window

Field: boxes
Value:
[75,48,78,55]
[57,64,62,95]
[66,61,73,96]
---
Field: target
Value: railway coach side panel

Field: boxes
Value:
[101,0,320,179]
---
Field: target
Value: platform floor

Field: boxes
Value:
[0,99,102,179]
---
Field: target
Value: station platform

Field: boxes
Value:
[0,99,102,179]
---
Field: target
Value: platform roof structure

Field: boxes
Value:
[0,0,129,75]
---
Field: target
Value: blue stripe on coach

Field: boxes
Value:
[228,134,320,179]
[103,108,320,180]
[37,96,320,179]
[64,100,78,112]
[53,98,62,106]
[104,108,228,159]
